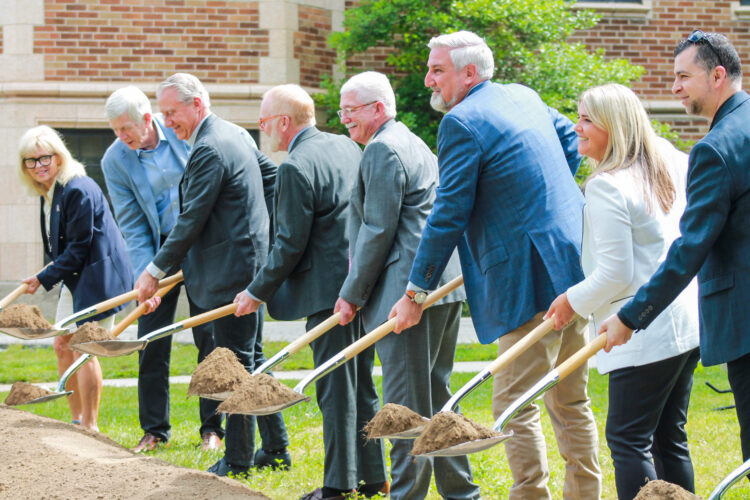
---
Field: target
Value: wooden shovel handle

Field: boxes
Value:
[486,316,555,376]
[341,275,464,360]
[92,271,184,314]
[179,302,238,330]
[109,281,181,337]
[0,283,29,309]
[286,312,342,356]
[556,333,606,380]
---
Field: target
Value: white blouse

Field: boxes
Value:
[566,138,699,374]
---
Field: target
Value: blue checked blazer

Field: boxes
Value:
[408,81,584,344]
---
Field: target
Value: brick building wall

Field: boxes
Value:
[295,5,337,88]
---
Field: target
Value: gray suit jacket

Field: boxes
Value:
[247,127,360,321]
[152,114,270,309]
[339,119,465,332]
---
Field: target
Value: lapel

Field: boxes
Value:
[119,144,160,232]
[49,183,64,257]
[39,197,50,256]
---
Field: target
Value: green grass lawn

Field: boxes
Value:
[0,342,747,499]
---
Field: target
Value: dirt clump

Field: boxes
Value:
[634,479,701,500]
[217,373,304,413]
[411,411,501,455]
[4,381,54,405]
[364,403,427,439]
[188,347,251,397]
[70,321,113,345]
[0,304,52,329]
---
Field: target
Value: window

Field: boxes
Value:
[58,128,115,207]
[741,0,750,5]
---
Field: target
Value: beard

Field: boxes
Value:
[430,91,456,113]
[688,98,704,116]
[269,126,282,152]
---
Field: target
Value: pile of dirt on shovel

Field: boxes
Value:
[70,321,114,344]
[188,347,252,396]
[0,304,52,329]
[411,411,501,455]
[217,373,304,413]
[634,479,701,500]
[364,403,426,439]
[4,381,53,405]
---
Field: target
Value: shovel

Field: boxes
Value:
[232,276,465,416]
[0,282,30,313]
[0,271,183,340]
[72,302,239,357]
[381,316,558,440]
[416,333,606,457]
[9,280,181,405]
[707,457,750,500]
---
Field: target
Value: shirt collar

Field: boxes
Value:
[136,120,167,156]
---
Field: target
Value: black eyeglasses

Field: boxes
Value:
[687,30,725,69]
[23,154,54,169]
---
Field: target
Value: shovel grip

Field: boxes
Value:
[180,302,238,330]
[109,281,181,337]
[487,316,555,376]
[0,283,29,308]
[93,271,184,314]
[287,312,342,355]
[556,333,606,380]
[340,275,464,361]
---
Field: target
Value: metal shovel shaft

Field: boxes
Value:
[707,458,750,500]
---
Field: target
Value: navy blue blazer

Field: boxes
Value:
[620,91,750,366]
[408,81,584,343]
[37,176,133,324]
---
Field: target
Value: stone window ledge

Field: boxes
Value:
[572,1,651,19]
[732,4,750,21]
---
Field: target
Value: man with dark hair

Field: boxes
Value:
[601,31,750,463]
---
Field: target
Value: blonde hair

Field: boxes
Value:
[581,84,675,213]
[17,125,86,197]
[262,84,316,128]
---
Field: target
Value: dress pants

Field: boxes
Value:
[377,302,480,500]
[253,310,289,451]
[190,300,260,468]
[728,350,750,462]
[606,348,699,500]
[137,284,221,441]
[492,312,601,500]
[307,308,386,491]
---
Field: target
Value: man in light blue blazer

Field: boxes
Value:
[389,32,601,499]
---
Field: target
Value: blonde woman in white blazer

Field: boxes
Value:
[545,84,700,500]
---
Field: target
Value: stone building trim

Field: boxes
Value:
[572,1,652,19]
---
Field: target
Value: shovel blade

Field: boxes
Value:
[374,418,430,440]
[198,391,233,401]
[70,340,146,357]
[415,431,513,457]
[226,395,311,416]
[8,390,72,406]
[0,327,68,340]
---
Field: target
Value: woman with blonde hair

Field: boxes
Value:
[18,125,132,431]
[545,84,700,499]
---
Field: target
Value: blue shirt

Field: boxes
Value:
[136,120,184,235]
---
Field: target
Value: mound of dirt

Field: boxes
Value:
[364,403,426,439]
[634,479,701,500]
[0,406,268,499]
[188,347,251,397]
[411,411,500,455]
[0,304,52,329]
[4,382,53,406]
[217,373,304,414]
[70,321,114,344]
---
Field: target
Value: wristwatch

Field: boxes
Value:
[405,289,428,304]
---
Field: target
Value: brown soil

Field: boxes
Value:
[217,373,304,413]
[0,406,268,499]
[411,411,501,455]
[0,304,52,329]
[634,479,701,500]
[188,346,251,396]
[69,321,114,344]
[4,382,53,405]
[364,403,426,439]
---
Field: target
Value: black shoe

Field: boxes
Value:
[254,447,292,470]
[207,457,250,478]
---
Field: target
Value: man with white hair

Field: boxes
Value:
[388,32,601,499]
[234,83,387,500]
[334,71,479,500]
[133,73,286,477]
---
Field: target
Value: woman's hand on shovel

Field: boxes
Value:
[544,292,575,330]
[334,297,357,325]
[21,275,42,295]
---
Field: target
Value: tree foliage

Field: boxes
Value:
[314,0,644,149]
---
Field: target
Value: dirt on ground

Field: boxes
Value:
[69,321,114,344]
[0,405,269,499]
[0,304,52,329]
[188,346,251,396]
[411,411,501,455]
[4,382,53,406]
[217,373,304,414]
[634,479,702,499]
[363,403,426,439]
